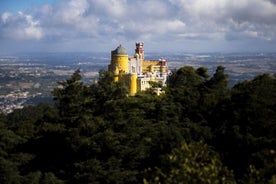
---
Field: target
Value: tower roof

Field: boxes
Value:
[113,44,128,55]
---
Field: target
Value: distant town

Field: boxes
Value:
[0,53,107,113]
[0,52,275,113]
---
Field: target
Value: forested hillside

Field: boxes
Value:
[0,66,275,184]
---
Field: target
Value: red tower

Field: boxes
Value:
[135,42,144,59]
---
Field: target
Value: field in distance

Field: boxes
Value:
[0,52,275,113]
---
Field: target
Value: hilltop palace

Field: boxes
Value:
[108,42,169,95]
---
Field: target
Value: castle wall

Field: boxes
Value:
[111,54,129,74]
[109,43,168,95]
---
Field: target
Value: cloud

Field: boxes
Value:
[0,11,43,40]
[38,0,99,38]
[265,0,276,5]
[91,0,127,18]
[169,0,276,40]
[1,12,10,23]
[0,0,276,52]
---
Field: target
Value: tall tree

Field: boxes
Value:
[144,141,235,184]
[52,69,91,123]
[210,73,276,182]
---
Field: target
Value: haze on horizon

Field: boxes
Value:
[0,0,276,54]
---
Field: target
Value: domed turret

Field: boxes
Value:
[113,44,128,55]
[109,44,129,78]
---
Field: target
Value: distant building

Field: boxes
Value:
[108,42,169,95]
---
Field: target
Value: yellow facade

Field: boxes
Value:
[108,45,129,82]
[108,43,168,95]
[142,60,159,72]
[111,54,129,73]
[130,74,137,95]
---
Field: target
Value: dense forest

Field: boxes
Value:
[0,65,275,184]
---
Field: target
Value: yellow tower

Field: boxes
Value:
[129,73,137,95]
[108,42,168,96]
[108,44,129,81]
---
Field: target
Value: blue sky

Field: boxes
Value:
[0,0,276,54]
[0,0,62,13]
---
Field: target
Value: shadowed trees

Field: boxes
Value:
[210,73,276,182]
[0,66,275,183]
[144,141,235,184]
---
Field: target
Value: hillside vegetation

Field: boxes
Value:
[0,66,275,184]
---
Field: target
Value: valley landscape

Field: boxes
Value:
[0,52,275,113]
[1,0,276,183]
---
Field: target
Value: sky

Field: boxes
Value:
[0,0,276,54]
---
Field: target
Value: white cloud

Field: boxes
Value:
[136,0,170,18]
[0,0,276,52]
[91,0,127,18]
[0,11,44,40]
[1,12,10,23]
[168,0,276,41]
[57,0,89,24]
[36,0,100,38]
[24,25,44,39]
